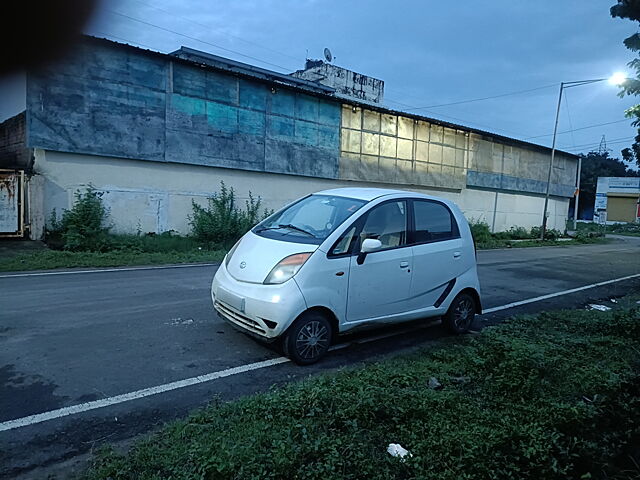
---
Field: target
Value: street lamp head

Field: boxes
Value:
[608,72,627,86]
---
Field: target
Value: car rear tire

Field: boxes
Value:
[443,292,476,334]
[282,312,332,365]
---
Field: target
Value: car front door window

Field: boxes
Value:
[360,201,407,250]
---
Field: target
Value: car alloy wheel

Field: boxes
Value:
[284,312,332,365]
[296,320,329,360]
[444,292,476,334]
[453,297,474,330]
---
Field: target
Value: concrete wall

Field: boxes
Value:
[30,149,569,239]
[291,60,385,104]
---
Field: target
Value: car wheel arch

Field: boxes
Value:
[458,287,482,314]
[292,306,340,342]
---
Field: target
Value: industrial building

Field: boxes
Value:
[594,177,640,223]
[0,36,579,239]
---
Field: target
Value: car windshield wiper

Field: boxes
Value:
[256,224,315,237]
[278,223,315,237]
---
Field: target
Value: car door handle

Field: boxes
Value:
[400,261,409,268]
[453,251,461,258]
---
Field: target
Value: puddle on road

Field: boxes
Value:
[0,364,68,422]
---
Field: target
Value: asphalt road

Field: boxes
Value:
[1,236,639,479]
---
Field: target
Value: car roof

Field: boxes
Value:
[314,187,454,204]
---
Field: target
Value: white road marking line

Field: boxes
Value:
[0,263,219,279]
[0,357,289,432]
[482,273,640,314]
[2,272,639,433]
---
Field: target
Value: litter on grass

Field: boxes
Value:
[588,304,611,312]
[428,377,442,390]
[387,443,412,461]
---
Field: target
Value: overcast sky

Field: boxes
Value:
[22,1,640,165]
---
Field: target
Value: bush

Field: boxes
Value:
[505,225,531,239]
[190,182,272,248]
[529,226,561,241]
[468,219,493,244]
[48,186,112,252]
[609,222,640,236]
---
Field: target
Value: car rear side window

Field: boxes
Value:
[412,200,459,244]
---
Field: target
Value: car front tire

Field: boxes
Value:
[443,292,476,334]
[282,311,332,365]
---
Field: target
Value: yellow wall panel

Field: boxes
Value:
[416,121,430,142]
[398,138,413,160]
[431,125,444,144]
[341,128,361,153]
[362,132,380,156]
[442,145,456,166]
[429,143,443,165]
[381,114,397,136]
[444,128,457,147]
[341,105,362,129]
[380,135,397,158]
[363,110,380,132]
[398,116,414,139]
[416,141,429,162]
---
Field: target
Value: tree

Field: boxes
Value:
[573,150,635,219]
[611,1,640,168]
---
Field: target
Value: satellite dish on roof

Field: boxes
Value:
[323,47,332,63]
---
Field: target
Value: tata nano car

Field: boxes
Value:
[212,188,481,364]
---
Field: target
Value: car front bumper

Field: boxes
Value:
[211,262,307,339]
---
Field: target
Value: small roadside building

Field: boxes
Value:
[594,177,640,223]
[0,36,579,239]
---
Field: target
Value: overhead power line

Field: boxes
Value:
[92,30,157,51]
[130,0,303,64]
[385,98,531,139]
[387,83,558,111]
[107,10,295,72]
[561,136,636,152]
[523,119,630,140]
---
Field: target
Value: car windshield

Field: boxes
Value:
[253,194,367,245]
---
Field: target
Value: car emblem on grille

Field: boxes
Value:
[239,261,247,269]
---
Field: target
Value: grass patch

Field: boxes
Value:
[468,220,607,249]
[84,303,640,480]
[574,221,640,237]
[0,249,226,272]
[0,232,227,272]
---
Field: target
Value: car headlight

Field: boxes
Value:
[224,240,241,268]
[264,253,312,284]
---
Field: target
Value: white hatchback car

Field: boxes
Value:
[212,188,481,364]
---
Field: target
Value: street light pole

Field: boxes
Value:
[573,155,582,230]
[539,77,620,240]
[540,82,564,240]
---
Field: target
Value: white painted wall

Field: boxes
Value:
[30,149,569,239]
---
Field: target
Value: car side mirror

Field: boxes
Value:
[361,238,382,253]
[357,238,382,265]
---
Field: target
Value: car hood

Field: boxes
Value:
[225,230,319,283]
